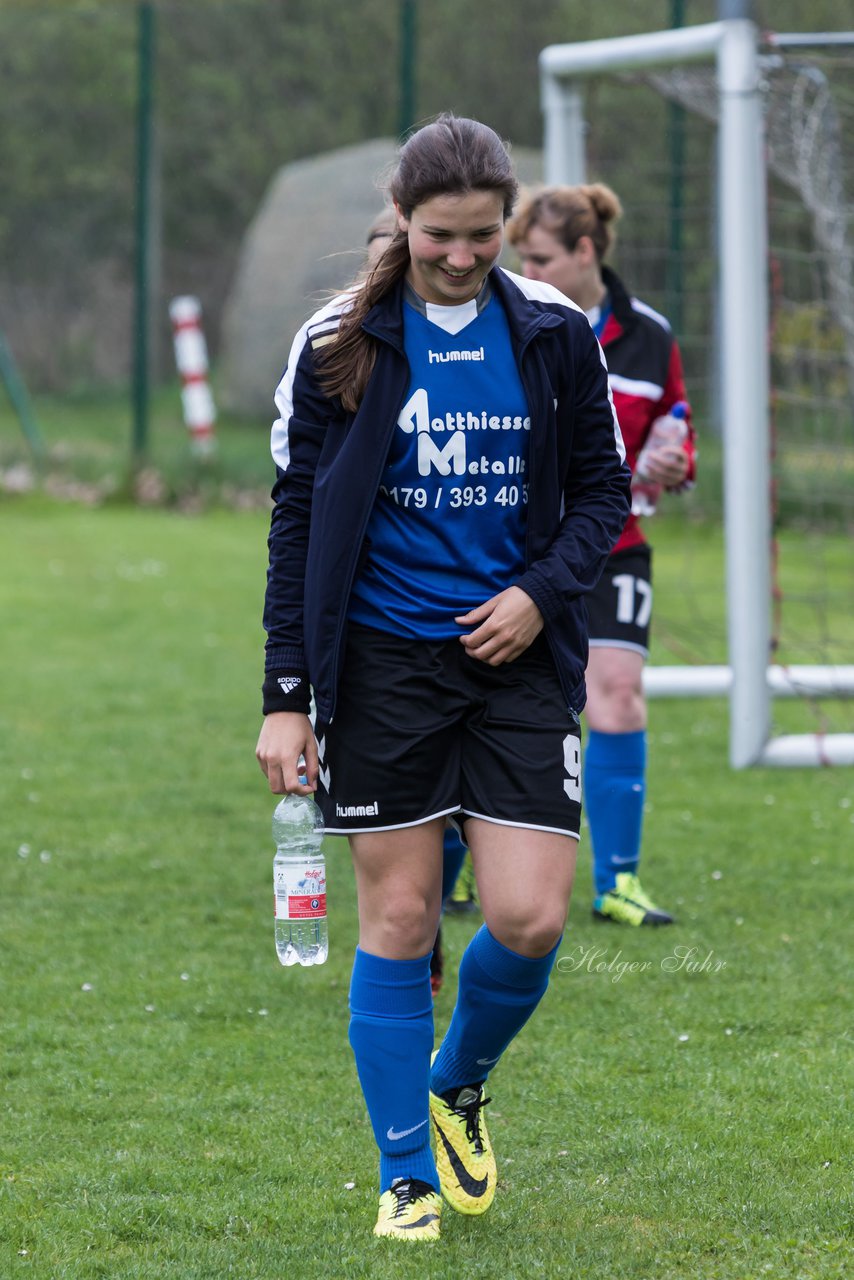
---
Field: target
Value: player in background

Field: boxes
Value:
[256,116,630,1241]
[364,207,396,266]
[509,184,696,927]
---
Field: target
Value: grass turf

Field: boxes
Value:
[1,498,851,1278]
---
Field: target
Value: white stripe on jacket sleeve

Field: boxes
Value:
[269,291,355,472]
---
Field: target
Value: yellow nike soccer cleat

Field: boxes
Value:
[373,1177,442,1241]
[592,871,675,926]
[429,1080,496,1215]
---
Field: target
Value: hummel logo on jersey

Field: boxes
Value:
[277,676,302,694]
[428,346,485,363]
[386,1118,429,1142]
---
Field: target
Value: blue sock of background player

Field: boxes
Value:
[430,825,470,996]
[584,728,646,894]
[442,825,468,901]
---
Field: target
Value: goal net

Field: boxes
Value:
[539,20,854,767]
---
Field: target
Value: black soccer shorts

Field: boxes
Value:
[314,623,581,838]
[586,544,653,657]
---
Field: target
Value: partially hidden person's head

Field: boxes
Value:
[365,207,398,268]
[507,182,622,310]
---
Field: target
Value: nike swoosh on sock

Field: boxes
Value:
[386,1118,429,1142]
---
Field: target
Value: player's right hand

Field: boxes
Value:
[255,711,318,794]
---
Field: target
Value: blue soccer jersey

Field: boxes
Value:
[349,284,531,638]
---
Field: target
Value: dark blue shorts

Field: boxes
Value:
[315,623,581,838]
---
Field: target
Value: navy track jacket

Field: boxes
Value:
[262,266,632,724]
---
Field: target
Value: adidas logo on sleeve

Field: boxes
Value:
[277,676,302,695]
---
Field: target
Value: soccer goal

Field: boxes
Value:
[539,13,854,768]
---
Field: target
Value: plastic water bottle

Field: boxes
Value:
[631,400,689,517]
[273,791,327,967]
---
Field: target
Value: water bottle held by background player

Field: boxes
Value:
[631,400,689,517]
[273,784,327,967]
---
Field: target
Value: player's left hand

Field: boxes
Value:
[640,442,690,487]
[456,586,544,665]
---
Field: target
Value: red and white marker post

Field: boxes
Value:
[169,295,216,456]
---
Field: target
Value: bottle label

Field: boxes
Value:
[278,891,327,920]
[274,864,326,920]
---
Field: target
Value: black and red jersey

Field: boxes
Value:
[598,266,696,553]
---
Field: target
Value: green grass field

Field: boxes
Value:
[0,384,273,507]
[1,498,852,1279]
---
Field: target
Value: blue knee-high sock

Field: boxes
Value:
[584,729,646,895]
[348,947,439,1192]
[430,926,560,1096]
[441,825,468,902]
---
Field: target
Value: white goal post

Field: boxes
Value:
[539,14,854,768]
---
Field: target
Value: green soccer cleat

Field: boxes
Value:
[429,1077,496,1215]
[373,1178,442,1241]
[444,852,480,915]
[593,871,675,926]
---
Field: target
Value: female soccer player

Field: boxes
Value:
[366,206,473,1000]
[256,116,631,1242]
[509,183,696,927]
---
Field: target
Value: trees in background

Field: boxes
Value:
[0,0,843,388]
